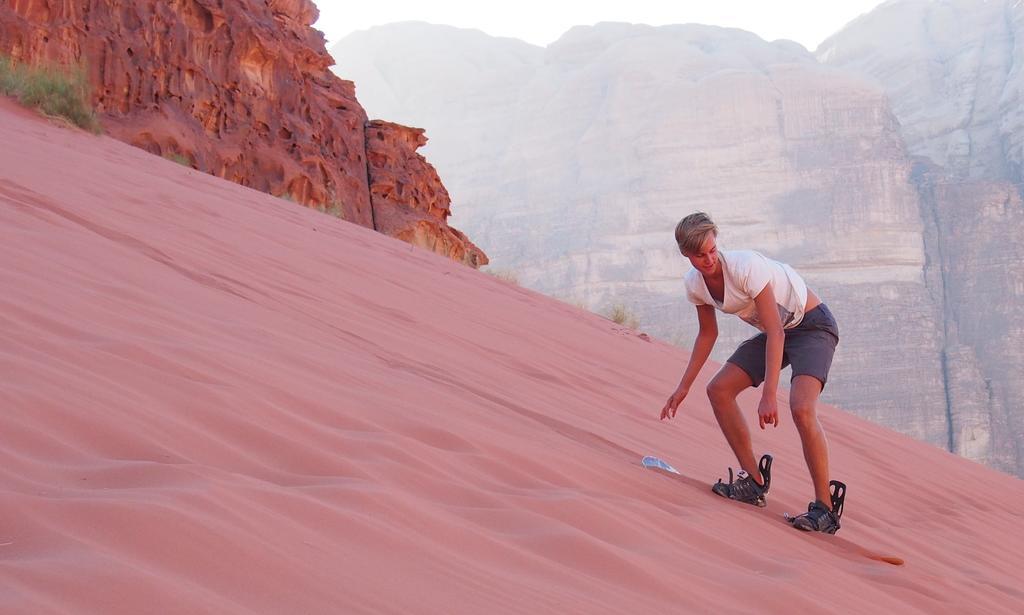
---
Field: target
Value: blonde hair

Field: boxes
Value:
[675,212,718,255]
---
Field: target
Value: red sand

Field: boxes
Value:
[1,97,1023,614]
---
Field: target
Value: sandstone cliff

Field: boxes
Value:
[0,0,484,266]
[332,22,953,450]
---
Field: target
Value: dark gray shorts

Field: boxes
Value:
[726,303,840,389]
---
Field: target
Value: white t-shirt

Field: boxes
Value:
[683,249,808,331]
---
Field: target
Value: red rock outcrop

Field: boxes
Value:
[0,0,486,265]
[366,121,487,268]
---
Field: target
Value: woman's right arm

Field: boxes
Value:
[661,304,718,419]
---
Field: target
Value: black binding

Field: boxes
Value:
[785,479,846,534]
[758,453,773,493]
[829,480,846,520]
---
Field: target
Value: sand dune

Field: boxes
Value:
[1,97,1023,613]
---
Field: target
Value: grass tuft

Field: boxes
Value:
[485,269,520,285]
[278,193,347,221]
[164,152,192,167]
[606,303,640,329]
[325,203,345,219]
[0,56,100,132]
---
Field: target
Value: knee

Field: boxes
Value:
[790,401,817,432]
[706,379,735,407]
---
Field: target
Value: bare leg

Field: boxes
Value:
[706,363,762,485]
[790,375,832,507]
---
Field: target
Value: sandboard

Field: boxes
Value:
[642,456,904,566]
[782,512,905,565]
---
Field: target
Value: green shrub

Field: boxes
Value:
[0,56,99,132]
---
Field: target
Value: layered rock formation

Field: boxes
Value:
[0,0,484,266]
[366,121,487,267]
[821,0,1024,475]
[332,22,952,449]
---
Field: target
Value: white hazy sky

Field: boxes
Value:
[313,0,886,51]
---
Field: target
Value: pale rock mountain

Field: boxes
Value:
[818,0,1024,180]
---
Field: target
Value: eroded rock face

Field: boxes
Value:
[912,161,1024,475]
[366,121,487,267]
[1,0,372,223]
[0,0,484,266]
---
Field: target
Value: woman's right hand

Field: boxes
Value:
[660,387,689,420]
